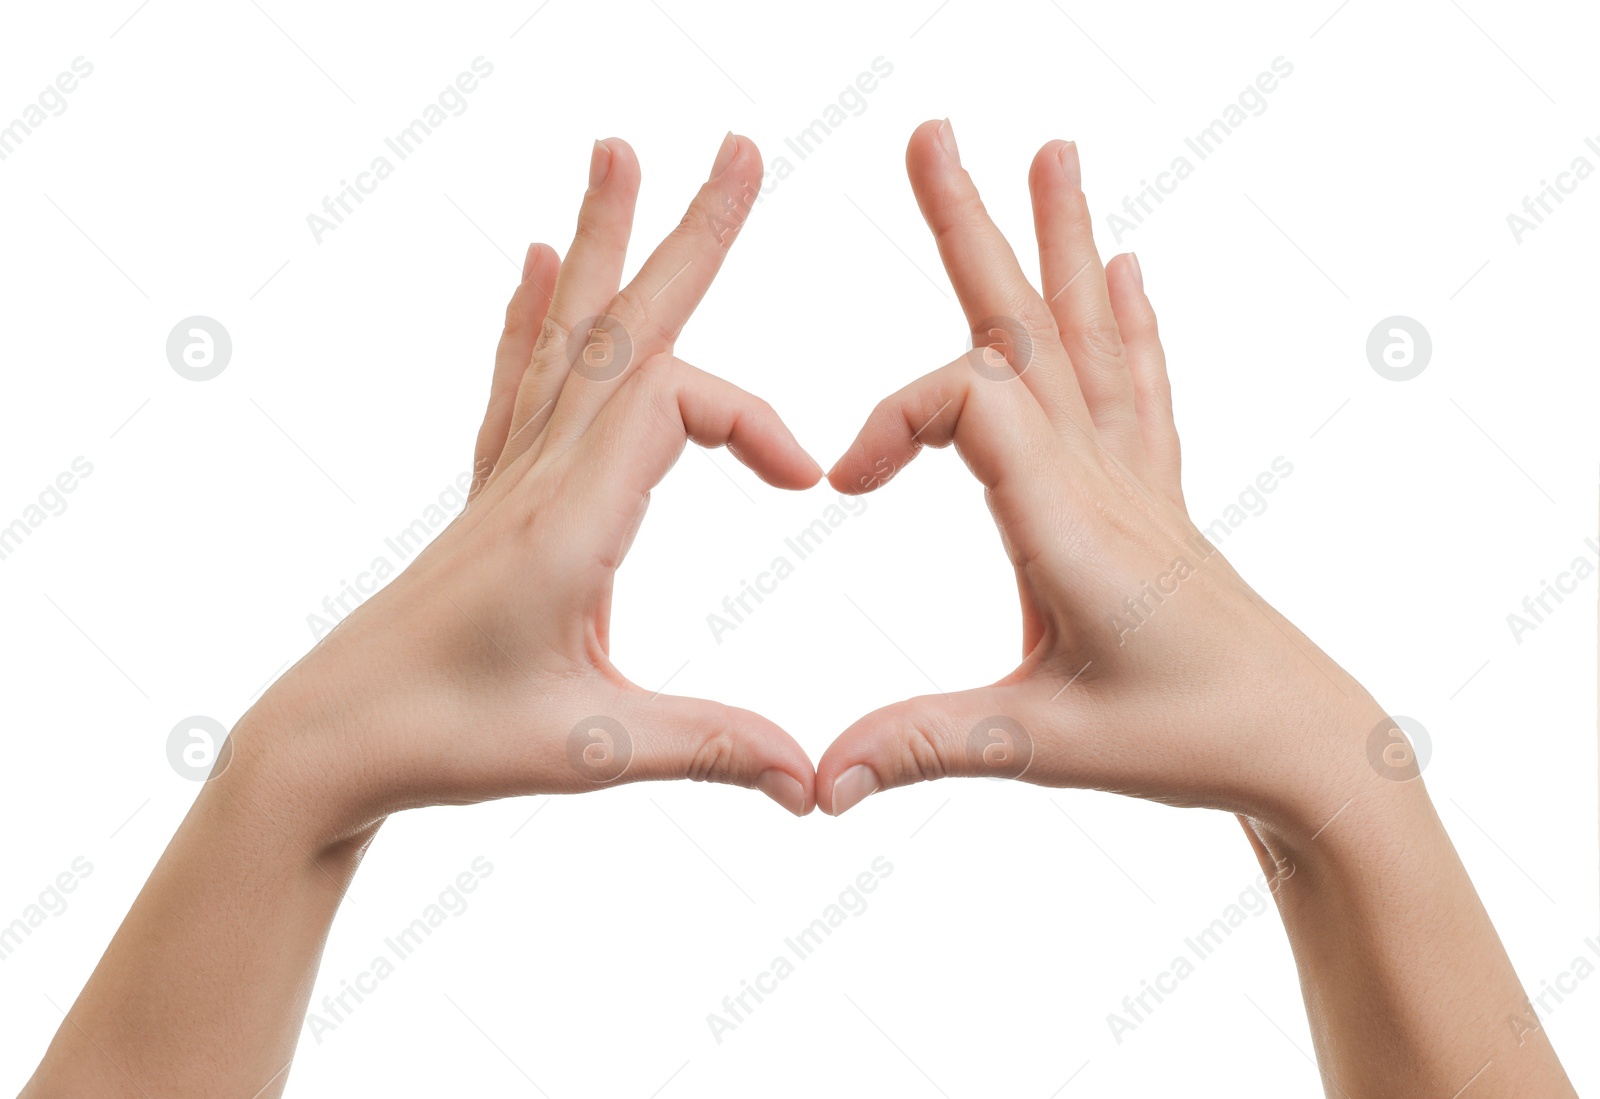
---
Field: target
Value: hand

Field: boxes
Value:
[242,133,822,844]
[817,120,1384,833]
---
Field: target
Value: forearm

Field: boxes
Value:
[1244,706,1575,1098]
[22,732,370,1099]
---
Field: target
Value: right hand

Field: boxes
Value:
[818,121,1390,836]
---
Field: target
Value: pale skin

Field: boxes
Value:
[21,124,1574,1097]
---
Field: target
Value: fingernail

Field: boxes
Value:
[1128,251,1143,290]
[830,764,879,816]
[1057,140,1081,190]
[588,139,612,192]
[937,118,960,164]
[522,242,542,280]
[709,131,738,180]
[756,769,806,817]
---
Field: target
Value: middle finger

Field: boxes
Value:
[904,119,1093,434]
[542,132,763,452]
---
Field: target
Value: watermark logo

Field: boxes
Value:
[567,715,632,783]
[967,715,1033,779]
[966,316,1034,381]
[166,316,232,381]
[1364,714,1430,781]
[166,715,232,781]
[567,315,634,382]
[1365,316,1430,381]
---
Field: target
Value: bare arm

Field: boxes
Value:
[22,133,819,1097]
[1243,752,1569,1095]
[814,119,1575,1097]
[22,751,372,1097]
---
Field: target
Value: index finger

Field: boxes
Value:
[905,120,1092,430]
[826,356,1065,569]
[540,134,762,451]
[615,132,761,350]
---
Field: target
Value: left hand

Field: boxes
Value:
[239,134,822,846]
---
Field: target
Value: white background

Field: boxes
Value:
[1,1,1596,1095]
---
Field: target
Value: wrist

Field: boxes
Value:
[1245,693,1440,867]
[219,697,386,860]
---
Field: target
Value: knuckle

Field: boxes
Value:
[687,728,739,783]
[900,372,968,446]
[606,285,667,348]
[633,353,683,400]
[692,184,751,250]
[900,722,950,783]
[1011,297,1059,343]
[1062,189,1097,232]
[530,313,569,362]
[1140,303,1162,337]
[675,202,710,240]
[749,394,776,423]
[640,365,686,433]
[502,294,530,337]
[1073,317,1126,364]
[607,284,645,326]
[1132,366,1174,412]
[940,185,989,231]
[972,301,1057,380]
[1088,323,1126,361]
[570,215,619,254]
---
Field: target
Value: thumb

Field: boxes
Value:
[817,687,1038,816]
[565,693,816,817]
